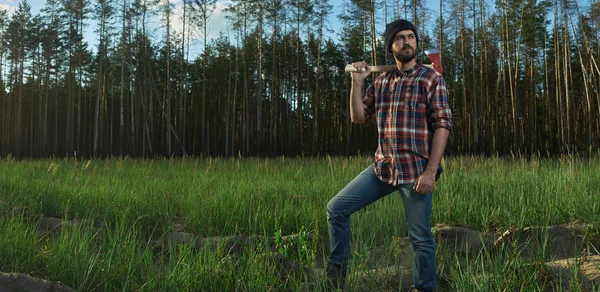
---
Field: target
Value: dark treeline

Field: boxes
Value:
[0,0,599,158]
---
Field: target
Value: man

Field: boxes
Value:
[325,19,453,291]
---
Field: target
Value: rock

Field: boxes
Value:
[197,236,254,254]
[38,218,97,235]
[170,231,195,245]
[526,225,582,260]
[546,255,600,291]
[197,235,277,255]
[432,224,494,253]
[0,272,75,292]
[495,224,595,261]
[39,217,64,233]
[579,255,600,290]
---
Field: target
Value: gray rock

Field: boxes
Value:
[432,224,494,253]
[0,272,75,292]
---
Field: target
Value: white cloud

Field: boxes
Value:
[206,1,232,40]
[173,0,232,40]
[152,0,232,58]
[0,3,17,15]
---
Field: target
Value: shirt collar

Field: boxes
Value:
[393,63,420,78]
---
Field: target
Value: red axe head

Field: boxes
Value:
[425,48,443,74]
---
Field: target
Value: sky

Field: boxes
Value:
[0,0,441,58]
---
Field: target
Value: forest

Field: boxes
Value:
[0,0,598,158]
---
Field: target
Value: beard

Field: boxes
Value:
[393,45,417,63]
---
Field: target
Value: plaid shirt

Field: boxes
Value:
[363,64,453,186]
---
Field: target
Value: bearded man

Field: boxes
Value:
[325,19,453,292]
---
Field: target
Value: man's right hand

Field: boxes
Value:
[351,61,371,82]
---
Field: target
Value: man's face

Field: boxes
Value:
[391,30,418,63]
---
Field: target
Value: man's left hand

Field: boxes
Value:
[414,172,436,194]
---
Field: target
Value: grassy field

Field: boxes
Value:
[0,155,599,291]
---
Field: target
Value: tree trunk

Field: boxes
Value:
[562,14,571,152]
[94,11,105,156]
[296,0,303,155]
[472,0,478,153]
[129,11,135,154]
[257,2,264,155]
[77,10,84,156]
[480,0,489,153]
[269,0,279,155]
[164,0,172,155]
[180,0,187,154]
[16,51,24,157]
[120,0,127,155]
[226,38,232,157]
[370,0,376,65]
[460,0,467,153]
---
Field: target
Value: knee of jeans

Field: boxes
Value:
[408,227,434,246]
[326,198,344,220]
[410,237,435,251]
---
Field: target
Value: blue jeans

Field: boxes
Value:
[326,163,436,291]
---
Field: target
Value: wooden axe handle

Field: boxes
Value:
[344,64,434,73]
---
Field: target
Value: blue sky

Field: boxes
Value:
[0,0,441,58]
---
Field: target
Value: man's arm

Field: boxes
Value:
[424,128,449,175]
[414,128,449,194]
[349,61,372,124]
[414,71,453,194]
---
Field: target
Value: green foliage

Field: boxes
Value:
[274,223,313,265]
[0,155,598,290]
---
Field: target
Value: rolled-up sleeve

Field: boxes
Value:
[363,84,376,121]
[428,75,453,131]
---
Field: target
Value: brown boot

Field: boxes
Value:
[325,263,347,291]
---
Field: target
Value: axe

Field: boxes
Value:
[344,48,443,74]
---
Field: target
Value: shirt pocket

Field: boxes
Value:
[402,92,427,107]
[401,94,428,120]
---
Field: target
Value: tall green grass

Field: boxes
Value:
[0,155,598,291]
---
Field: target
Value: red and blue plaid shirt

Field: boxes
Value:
[363,63,453,186]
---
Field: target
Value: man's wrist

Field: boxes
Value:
[423,167,437,176]
[352,77,365,84]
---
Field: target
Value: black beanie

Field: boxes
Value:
[384,19,418,52]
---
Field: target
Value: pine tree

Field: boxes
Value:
[190,0,216,155]
[0,8,9,156]
[6,0,33,157]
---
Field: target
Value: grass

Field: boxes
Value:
[0,154,599,291]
